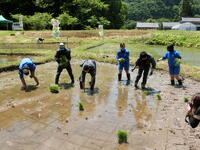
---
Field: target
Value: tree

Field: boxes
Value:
[180,0,193,17]
[102,0,127,29]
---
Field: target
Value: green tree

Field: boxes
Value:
[58,13,78,29]
[180,0,193,17]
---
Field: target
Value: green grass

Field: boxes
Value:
[49,84,59,93]
[117,130,128,144]
[77,101,84,111]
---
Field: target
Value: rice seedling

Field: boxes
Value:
[117,130,128,144]
[49,84,59,93]
[77,101,84,111]
[184,97,189,103]
[143,90,150,95]
[156,94,162,100]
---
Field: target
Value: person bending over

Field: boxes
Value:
[18,58,39,89]
[79,60,96,91]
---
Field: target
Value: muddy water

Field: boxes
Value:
[0,60,160,150]
[0,55,37,64]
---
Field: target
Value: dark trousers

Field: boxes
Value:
[135,67,149,85]
[55,64,74,84]
[79,71,96,89]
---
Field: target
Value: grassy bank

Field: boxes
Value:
[0,30,200,81]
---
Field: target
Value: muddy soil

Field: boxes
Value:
[0,60,200,150]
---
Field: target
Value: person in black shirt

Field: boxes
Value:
[133,51,156,89]
[79,60,96,91]
[55,43,74,84]
[185,93,200,128]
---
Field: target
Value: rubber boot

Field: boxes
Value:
[70,76,74,84]
[127,73,130,81]
[55,76,59,85]
[178,79,182,86]
[141,83,146,89]
[118,73,122,81]
[134,82,138,89]
[171,80,175,85]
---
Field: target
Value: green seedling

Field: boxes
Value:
[156,94,162,100]
[118,58,125,63]
[117,130,128,144]
[143,90,150,95]
[49,84,59,93]
[77,101,84,111]
[184,97,189,103]
[175,58,181,65]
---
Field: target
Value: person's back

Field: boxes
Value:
[79,60,96,90]
[136,53,156,69]
[163,50,181,67]
[19,58,34,70]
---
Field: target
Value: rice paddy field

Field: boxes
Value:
[0,30,200,150]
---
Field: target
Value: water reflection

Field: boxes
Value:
[116,84,128,117]
[132,92,152,129]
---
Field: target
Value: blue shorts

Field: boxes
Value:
[118,62,129,71]
[169,65,180,75]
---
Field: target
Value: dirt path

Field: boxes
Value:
[0,60,199,150]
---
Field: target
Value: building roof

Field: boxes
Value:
[136,22,159,28]
[162,22,180,28]
[182,17,200,23]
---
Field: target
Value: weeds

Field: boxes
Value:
[117,130,128,144]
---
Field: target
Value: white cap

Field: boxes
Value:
[59,43,64,46]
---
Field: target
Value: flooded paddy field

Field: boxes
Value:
[88,43,200,66]
[0,60,200,150]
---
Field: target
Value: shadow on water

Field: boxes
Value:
[21,85,38,92]
[59,83,74,89]
[136,87,161,96]
[84,88,99,96]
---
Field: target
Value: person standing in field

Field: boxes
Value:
[157,44,182,86]
[79,60,96,91]
[55,43,74,85]
[185,93,200,128]
[133,51,156,89]
[18,58,39,89]
[116,43,130,81]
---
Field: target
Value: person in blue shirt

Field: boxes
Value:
[116,43,130,81]
[18,58,39,89]
[157,44,182,86]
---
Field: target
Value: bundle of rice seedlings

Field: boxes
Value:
[77,101,84,111]
[117,130,128,144]
[156,94,162,100]
[184,97,189,103]
[49,84,59,93]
